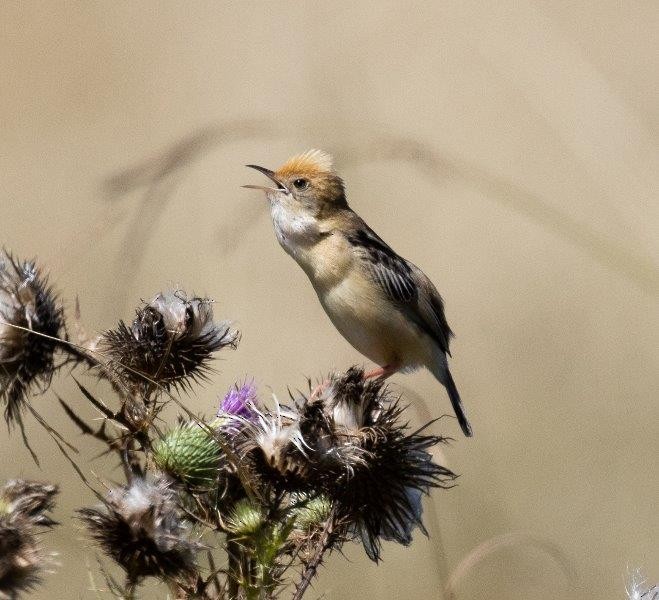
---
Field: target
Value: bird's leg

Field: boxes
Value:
[363,364,400,380]
[310,380,330,400]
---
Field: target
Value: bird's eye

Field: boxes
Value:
[293,178,309,190]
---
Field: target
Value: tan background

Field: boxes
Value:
[1,1,657,598]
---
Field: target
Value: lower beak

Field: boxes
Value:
[244,164,289,193]
[242,184,280,191]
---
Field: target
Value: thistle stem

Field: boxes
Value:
[291,508,336,600]
[227,538,242,599]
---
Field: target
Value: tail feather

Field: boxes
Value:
[444,370,473,437]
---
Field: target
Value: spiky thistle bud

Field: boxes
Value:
[152,422,223,489]
[0,480,59,598]
[78,477,201,587]
[101,291,238,394]
[225,498,293,595]
[225,499,266,538]
[0,251,63,426]
[290,494,332,532]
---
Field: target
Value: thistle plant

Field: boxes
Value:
[0,249,457,599]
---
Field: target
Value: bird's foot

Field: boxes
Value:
[363,364,399,380]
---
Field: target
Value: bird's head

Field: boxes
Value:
[244,150,347,218]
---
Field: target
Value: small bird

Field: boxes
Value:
[244,150,472,436]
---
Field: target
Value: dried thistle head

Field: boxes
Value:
[78,477,201,586]
[0,481,58,528]
[239,399,312,490]
[238,368,455,561]
[315,368,456,561]
[338,406,453,561]
[101,291,238,394]
[0,480,59,599]
[0,251,64,426]
[626,568,658,600]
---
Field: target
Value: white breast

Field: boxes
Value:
[269,200,320,258]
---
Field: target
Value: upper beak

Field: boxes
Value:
[243,164,289,193]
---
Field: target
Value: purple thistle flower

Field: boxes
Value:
[217,381,258,423]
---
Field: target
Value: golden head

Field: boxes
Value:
[244,150,347,211]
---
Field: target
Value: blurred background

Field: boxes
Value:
[1,1,657,598]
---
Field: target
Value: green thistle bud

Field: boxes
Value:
[291,495,332,531]
[152,422,222,488]
[225,499,265,538]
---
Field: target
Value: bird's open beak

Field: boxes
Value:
[243,165,289,193]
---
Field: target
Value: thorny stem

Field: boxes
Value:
[58,338,133,402]
[227,538,242,599]
[291,508,336,600]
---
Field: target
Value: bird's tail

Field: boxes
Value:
[444,370,472,437]
[430,357,473,437]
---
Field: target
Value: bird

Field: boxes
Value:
[244,149,472,437]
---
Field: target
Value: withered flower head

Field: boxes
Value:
[78,477,201,585]
[626,568,659,600]
[0,480,59,598]
[239,368,455,561]
[101,290,238,393]
[0,480,58,528]
[0,251,64,426]
[240,400,311,487]
[314,368,456,561]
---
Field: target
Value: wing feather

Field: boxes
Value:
[345,224,453,354]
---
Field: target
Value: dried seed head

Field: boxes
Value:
[0,251,64,426]
[101,291,238,394]
[0,479,59,598]
[0,524,42,599]
[297,369,457,561]
[322,366,381,433]
[0,481,59,528]
[323,373,456,562]
[241,401,311,487]
[233,368,455,560]
[78,477,201,585]
[152,422,223,489]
